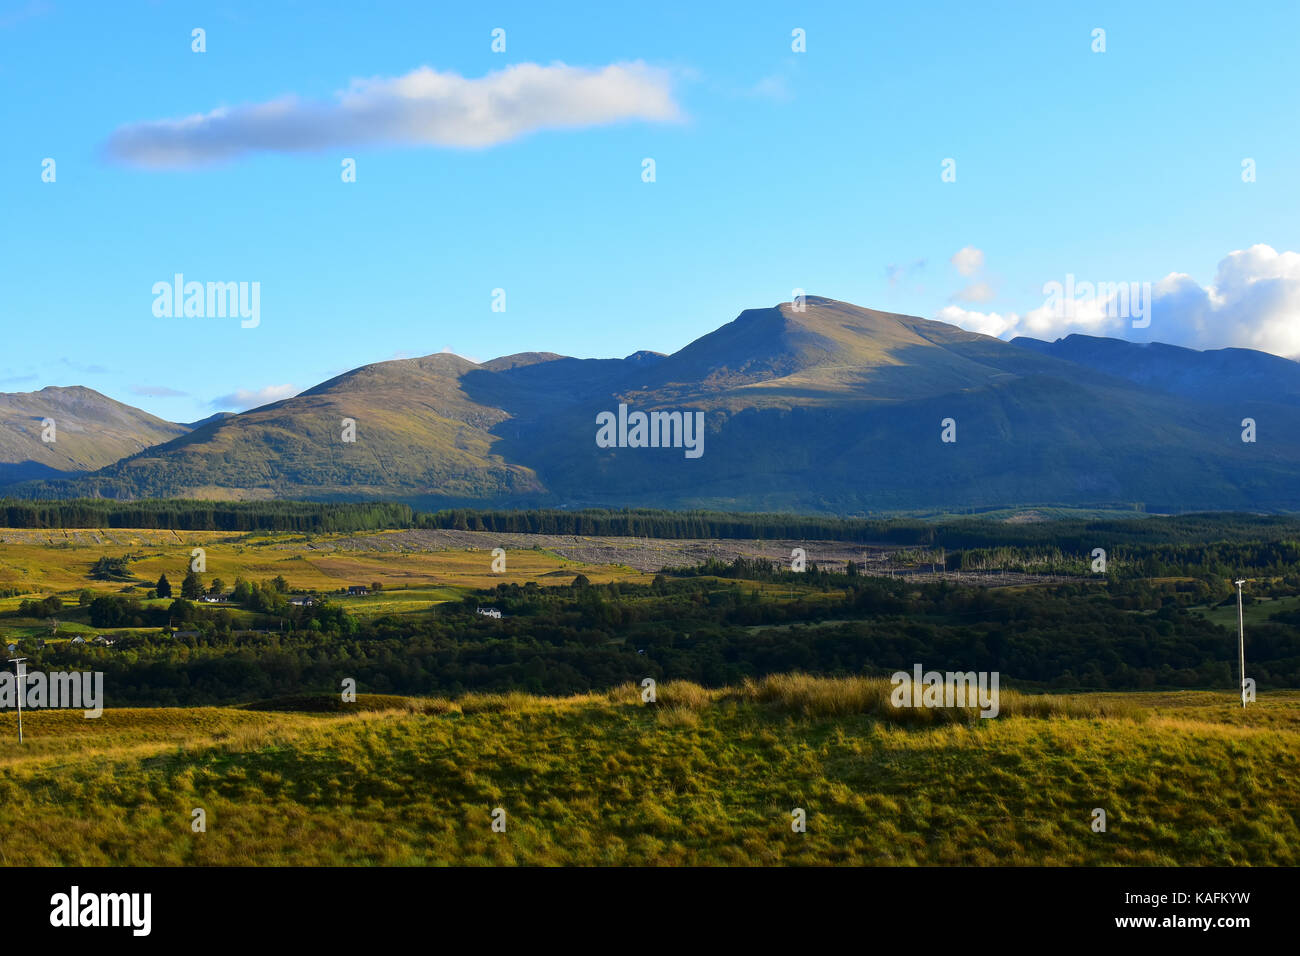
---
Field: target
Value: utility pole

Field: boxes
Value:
[1234,580,1248,708]
[9,657,26,743]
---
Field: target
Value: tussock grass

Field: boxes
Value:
[655,705,702,728]
[727,673,1145,724]
[242,694,414,713]
[0,679,1294,865]
[656,680,715,711]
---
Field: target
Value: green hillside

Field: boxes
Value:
[57,354,543,501]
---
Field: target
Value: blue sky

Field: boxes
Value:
[2,0,1298,421]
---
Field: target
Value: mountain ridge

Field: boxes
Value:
[7,297,1300,513]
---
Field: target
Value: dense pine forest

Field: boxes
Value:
[7,498,1300,547]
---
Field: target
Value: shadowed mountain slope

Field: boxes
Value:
[10,298,1300,512]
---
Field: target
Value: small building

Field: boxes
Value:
[92,635,116,647]
[476,606,502,619]
[199,594,223,604]
[172,630,200,639]
[290,595,317,607]
[347,586,370,596]
[70,636,86,645]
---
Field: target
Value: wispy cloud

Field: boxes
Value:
[210,384,299,411]
[105,61,682,168]
[750,74,792,102]
[130,385,188,398]
[886,259,927,287]
[951,281,996,304]
[0,0,51,30]
[60,358,109,375]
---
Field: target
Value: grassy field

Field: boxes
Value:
[1189,593,1300,630]
[0,528,647,620]
[0,676,1295,866]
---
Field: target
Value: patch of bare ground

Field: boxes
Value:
[305,529,1078,585]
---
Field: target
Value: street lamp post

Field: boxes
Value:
[1235,580,1247,708]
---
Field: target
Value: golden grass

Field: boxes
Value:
[601,673,1145,724]
[0,680,1295,866]
[0,528,646,612]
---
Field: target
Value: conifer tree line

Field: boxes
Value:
[5,498,1300,553]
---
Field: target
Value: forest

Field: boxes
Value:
[9,560,1296,706]
[7,498,1300,549]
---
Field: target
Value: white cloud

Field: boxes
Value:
[211,384,299,411]
[951,281,995,304]
[1167,244,1300,357]
[106,61,681,168]
[950,246,984,277]
[1017,292,1120,339]
[933,245,1300,358]
[936,305,1021,338]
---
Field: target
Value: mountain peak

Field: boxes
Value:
[0,385,188,484]
[480,352,569,372]
[11,295,1300,512]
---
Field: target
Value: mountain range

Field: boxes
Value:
[6,296,1300,513]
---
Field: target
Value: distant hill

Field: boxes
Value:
[0,386,188,485]
[182,411,237,430]
[9,297,1300,512]
[1010,333,1300,407]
